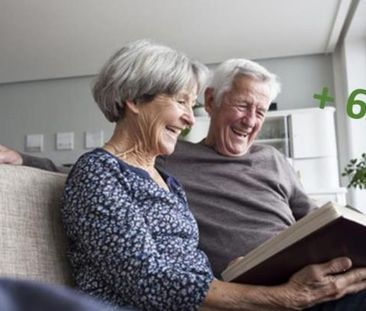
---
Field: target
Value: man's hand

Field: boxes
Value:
[0,144,23,165]
[201,257,366,311]
[281,257,366,309]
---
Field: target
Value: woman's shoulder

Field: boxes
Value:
[67,148,122,183]
[74,148,121,171]
[64,149,132,202]
[76,148,115,164]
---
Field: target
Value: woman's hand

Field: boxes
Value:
[0,144,23,165]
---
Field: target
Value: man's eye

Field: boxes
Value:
[237,105,247,111]
[178,100,186,105]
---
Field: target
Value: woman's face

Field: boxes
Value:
[137,89,196,156]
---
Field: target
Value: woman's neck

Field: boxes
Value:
[103,119,169,191]
[103,138,156,172]
[104,120,167,183]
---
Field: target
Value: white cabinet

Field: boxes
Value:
[258,107,346,204]
[292,157,340,190]
[182,107,346,204]
[307,188,347,206]
[289,109,337,158]
[256,116,290,157]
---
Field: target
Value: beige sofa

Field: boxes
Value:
[0,164,74,286]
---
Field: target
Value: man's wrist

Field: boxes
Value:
[241,284,298,311]
[267,283,309,311]
[203,280,299,311]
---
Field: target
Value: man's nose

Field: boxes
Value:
[242,108,256,128]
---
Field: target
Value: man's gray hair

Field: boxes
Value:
[208,58,281,106]
[92,39,208,122]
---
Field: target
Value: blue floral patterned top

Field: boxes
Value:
[62,148,213,310]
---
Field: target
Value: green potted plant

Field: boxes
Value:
[180,127,191,138]
[342,153,366,189]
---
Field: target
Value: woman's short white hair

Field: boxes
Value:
[208,58,281,106]
[92,39,208,122]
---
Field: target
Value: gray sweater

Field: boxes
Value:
[157,141,316,277]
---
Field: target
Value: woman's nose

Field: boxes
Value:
[183,106,195,127]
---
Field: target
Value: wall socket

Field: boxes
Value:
[56,132,74,150]
[25,134,44,152]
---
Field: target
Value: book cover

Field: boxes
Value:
[221,202,366,285]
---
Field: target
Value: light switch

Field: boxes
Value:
[25,134,44,152]
[56,132,74,150]
[85,130,104,149]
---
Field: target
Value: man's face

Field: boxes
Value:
[205,75,271,157]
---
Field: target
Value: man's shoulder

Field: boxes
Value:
[170,141,284,161]
[249,143,289,167]
[250,143,285,158]
[174,140,199,153]
[156,140,205,172]
[163,140,202,160]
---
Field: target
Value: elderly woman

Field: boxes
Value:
[62,40,212,310]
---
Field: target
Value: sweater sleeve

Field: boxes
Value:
[281,156,318,220]
[62,155,213,311]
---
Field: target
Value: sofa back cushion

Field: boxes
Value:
[0,164,74,286]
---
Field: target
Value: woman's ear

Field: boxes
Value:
[204,88,215,116]
[125,100,140,115]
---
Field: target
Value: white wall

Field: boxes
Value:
[257,54,334,110]
[0,54,334,166]
[0,76,113,165]
[333,37,366,212]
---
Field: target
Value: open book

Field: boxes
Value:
[221,202,366,285]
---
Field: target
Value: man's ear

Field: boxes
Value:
[125,100,140,115]
[204,88,215,116]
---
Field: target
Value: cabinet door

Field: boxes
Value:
[308,192,347,206]
[256,116,291,156]
[289,109,337,158]
[292,157,340,192]
[257,116,288,140]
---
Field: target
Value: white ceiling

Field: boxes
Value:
[0,0,360,84]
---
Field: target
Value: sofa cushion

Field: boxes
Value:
[0,164,74,286]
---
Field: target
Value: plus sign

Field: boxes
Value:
[313,87,334,109]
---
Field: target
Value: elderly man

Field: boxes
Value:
[158,59,313,276]
[1,59,366,310]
